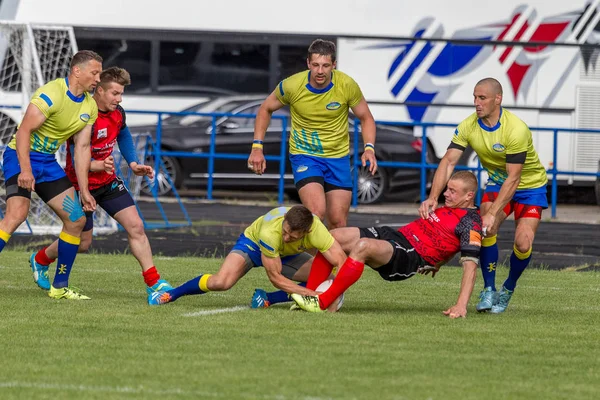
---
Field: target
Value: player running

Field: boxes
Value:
[29,67,172,301]
[0,50,101,300]
[248,39,377,229]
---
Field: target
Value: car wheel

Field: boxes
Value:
[141,154,182,196]
[355,164,388,204]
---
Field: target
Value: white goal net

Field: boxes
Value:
[0,21,118,235]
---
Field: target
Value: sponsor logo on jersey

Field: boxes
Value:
[326,102,341,110]
[367,227,379,237]
[97,128,108,139]
[492,143,506,152]
[296,165,308,173]
[80,113,90,123]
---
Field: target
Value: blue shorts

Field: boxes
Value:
[484,183,548,209]
[2,147,66,183]
[231,233,301,267]
[289,154,352,191]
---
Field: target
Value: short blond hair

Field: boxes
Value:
[449,171,478,193]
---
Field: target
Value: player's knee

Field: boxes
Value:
[78,237,92,253]
[485,225,499,237]
[127,218,146,239]
[514,240,532,255]
[5,205,29,228]
[349,238,371,260]
[66,215,86,233]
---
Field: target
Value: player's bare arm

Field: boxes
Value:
[90,155,115,173]
[15,104,47,191]
[248,93,285,174]
[419,148,463,219]
[73,125,96,211]
[261,254,318,296]
[351,97,378,174]
[482,162,523,233]
[443,257,478,319]
[320,240,348,272]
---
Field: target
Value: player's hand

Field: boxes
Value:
[17,170,35,192]
[131,162,154,179]
[247,149,266,175]
[482,213,495,236]
[103,156,115,173]
[80,190,96,212]
[417,265,439,278]
[443,305,467,319]
[361,150,378,175]
[419,197,438,219]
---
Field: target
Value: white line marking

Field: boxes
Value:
[183,305,249,317]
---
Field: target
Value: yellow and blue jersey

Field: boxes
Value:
[450,108,547,189]
[8,77,98,154]
[244,207,334,258]
[274,70,363,158]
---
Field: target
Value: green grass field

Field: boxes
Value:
[0,250,599,400]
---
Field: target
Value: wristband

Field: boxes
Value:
[252,143,264,150]
[253,139,263,145]
[364,143,375,152]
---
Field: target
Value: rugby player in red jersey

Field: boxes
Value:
[292,171,482,318]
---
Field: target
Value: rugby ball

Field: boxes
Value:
[316,279,345,312]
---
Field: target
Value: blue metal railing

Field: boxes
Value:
[3,103,599,220]
[124,109,289,204]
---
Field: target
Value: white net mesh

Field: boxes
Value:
[0,22,118,235]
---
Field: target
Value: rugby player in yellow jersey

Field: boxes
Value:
[419,77,548,314]
[148,205,347,306]
[0,50,102,300]
[248,39,377,229]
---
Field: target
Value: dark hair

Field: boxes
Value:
[284,205,314,233]
[98,67,131,89]
[70,50,103,70]
[307,39,336,63]
[449,171,478,193]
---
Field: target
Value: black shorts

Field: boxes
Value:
[5,174,72,202]
[359,226,426,281]
[83,177,135,231]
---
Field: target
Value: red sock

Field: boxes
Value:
[35,247,56,266]
[319,257,364,309]
[142,266,160,287]
[306,252,334,290]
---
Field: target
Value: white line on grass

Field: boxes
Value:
[0,381,341,400]
[183,305,249,317]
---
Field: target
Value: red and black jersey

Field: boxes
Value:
[66,105,126,191]
[399,206,482,267]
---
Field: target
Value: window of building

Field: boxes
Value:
[158,41,270,93]
[77,38,151,91]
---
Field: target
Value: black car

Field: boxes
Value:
[129,95,436,204]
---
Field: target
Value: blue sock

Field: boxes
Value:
[503,245,532,291]
[266,283,306,305]
[168,274,211,302]
[480,235,498,291]
[0,229,11,253]
[52,232,81,289]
